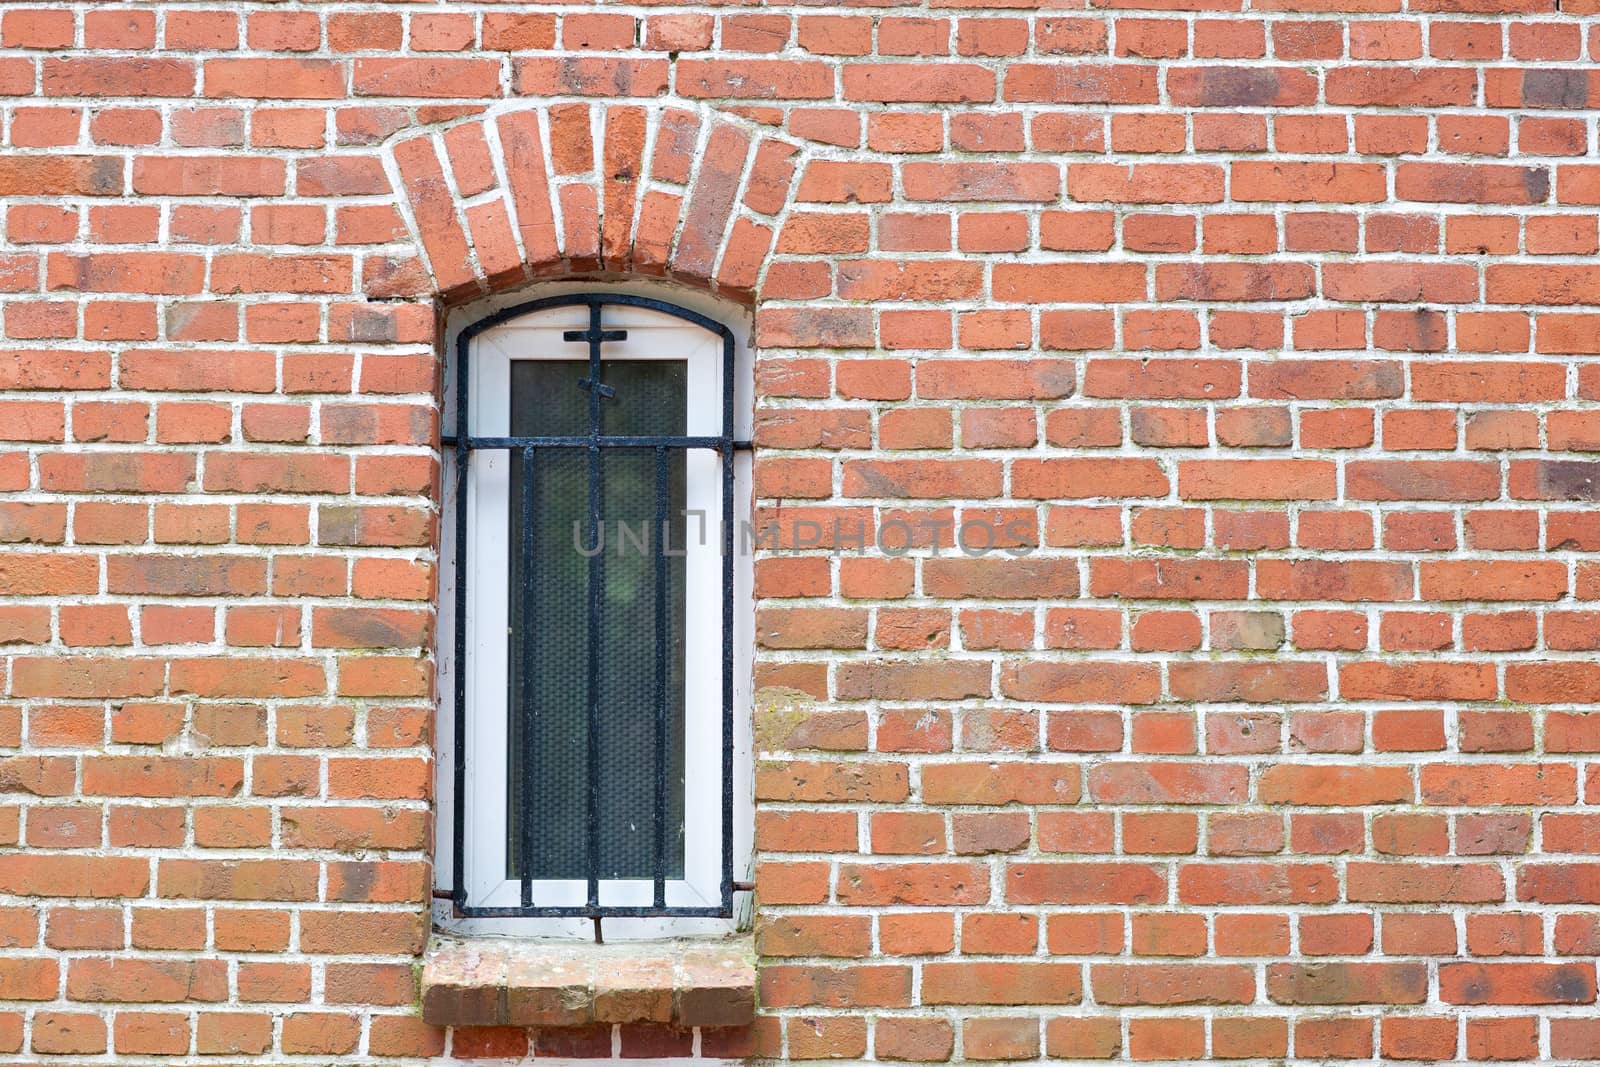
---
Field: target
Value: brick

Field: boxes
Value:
[205,59,345,100]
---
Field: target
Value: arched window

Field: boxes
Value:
[435,288,753,939]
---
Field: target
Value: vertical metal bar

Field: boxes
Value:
[519,445,536,910]
[584,302,604,914]
[452,332,470,912]
[719,329,736,913]
[652,445,668,909]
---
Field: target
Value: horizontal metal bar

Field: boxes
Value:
[439,881,753,909]
[443,434,750,451]
[453,904,734,919]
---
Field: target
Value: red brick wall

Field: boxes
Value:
[3,0,1600,1063]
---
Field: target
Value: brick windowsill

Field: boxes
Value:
[420,934,756,1028]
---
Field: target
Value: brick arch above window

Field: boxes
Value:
[382,102,807,305]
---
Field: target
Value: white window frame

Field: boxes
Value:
[434,284,754,940]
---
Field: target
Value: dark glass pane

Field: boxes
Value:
[506,358,688,882]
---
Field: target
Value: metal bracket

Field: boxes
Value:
[563,327,628,345]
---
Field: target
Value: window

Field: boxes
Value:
[435,290,753,939]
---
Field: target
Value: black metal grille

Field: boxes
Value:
[445,294,743,921]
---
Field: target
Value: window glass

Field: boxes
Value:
[505,358,688,881]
